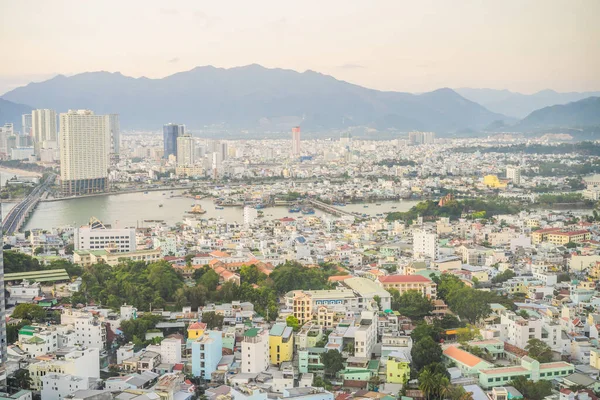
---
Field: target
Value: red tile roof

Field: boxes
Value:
[443,345,487,367]
[378,275,432,283]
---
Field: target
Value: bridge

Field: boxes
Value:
[307,199,363,220]
[3,174,55,234]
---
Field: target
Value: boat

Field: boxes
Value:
[186,204,207,214]
[302,207,315,215]
[333,202,346,206]
[257,210,264,218]
[363,205,369,208]
[215,206,224,210]
[289,206,301,213]
[255,204,266,209]
[162,193,166,195]
[376,203,382,206]
[143,191,148,194]
[159,204,163,208]
[391,206,397,209]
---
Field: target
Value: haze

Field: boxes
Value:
[1,0,599,95]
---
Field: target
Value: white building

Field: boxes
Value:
[75,217,136,252]
[499,311,542,349]
[354,311,378,358]
[241,328,270,373]
[60,310,106,349]
[108,114,120,156]
[59,109,109,196]
[29,347,100,390]
[22,113,32,135]
[41,374,96,400]
[32,109,57,153]
[506,167,522,185]
[11,147,35,161]
[160,338,182,364]
[413,230,439,259]
[176,134,195,167]
[243,206,258,226]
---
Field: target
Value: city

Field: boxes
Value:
[0,2,599,400]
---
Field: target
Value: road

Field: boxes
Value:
[3,174,55,233]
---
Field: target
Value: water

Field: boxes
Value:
[24,190,419,230]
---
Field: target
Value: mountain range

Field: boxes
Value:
[455,88,600,118]
[0,65,509,133]
[0,64,598,136]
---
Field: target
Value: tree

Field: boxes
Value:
[64,243,74,255]
[321,349,344,378]
[201,311,224,330]
[368,375,383,391]
[525,338,553,363]
[492,269,515,284]
[8,369,31,390]
[510,376,552,400]
[439,314,464,329]
[456,324,480,343]
[411,322,443,343]
[396,290,433,320]
[447,287,491,324]
[411,336,442,371]
[33,246,44,255]
[198,269,219,292]
[286,315,300,332]
[240,264,266,285]
[312,376,332,390]
[447,385,474,400]
[12,304,46,322]
[119,314,161,344]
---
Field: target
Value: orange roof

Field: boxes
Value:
[328,275,352,282]
[379,275,432,284]
[443,346,487,367]
[210,251,230,258]
[188,322,206,331]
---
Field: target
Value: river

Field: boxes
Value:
[21,191,419,230]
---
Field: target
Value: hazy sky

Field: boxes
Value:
[1,0,599,95]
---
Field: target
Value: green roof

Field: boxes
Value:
[269,323,286,337]
[18,326,35,336]
[26,336,45,344]
[244,328,259,337]
[5,269,69,282]
[368,360,380,370]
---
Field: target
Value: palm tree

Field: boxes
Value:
[437,376,451,399]
[418,369,436,400]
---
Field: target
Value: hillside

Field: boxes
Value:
[456,88,600,118]
[1,65,508,133]
[517,96,600,130]
[0,98,33,129]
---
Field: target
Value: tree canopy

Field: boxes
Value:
[395,290,433,320]
[321,349,344,378]
[411,336,443,372]
[12,304,45,322]
[525,338,553,363]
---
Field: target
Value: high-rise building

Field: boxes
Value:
[59,110,109,196]
[176,134,195,166]
[22,114,32,136]
[32,109,57,153]
[291,126,301,157]
[220,141,228,161]
[241,328,270,373]
[506,166,521,185]
[108,114,120,156]
[163,123,185,159]
[413,230,439,259]
[0,210,6,382]
[408,131,435,145]
[243,206,258,226]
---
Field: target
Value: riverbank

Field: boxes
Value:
[0,167,42,178]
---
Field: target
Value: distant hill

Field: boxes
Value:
[516,96,600,130]
[1,64,509,133]
[0,98,32,129]
[456,88,600,118]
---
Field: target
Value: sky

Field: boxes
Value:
[1,0,599,95]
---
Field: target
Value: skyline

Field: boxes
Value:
[1,0,599,95]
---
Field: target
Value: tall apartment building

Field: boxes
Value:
[161,337,182,364]
[408,131,435,145]
[21,114,32,136]
[59,110,109,196]
[413,230,439,259]
[60,309,107,349]
[506,166,521,185]
[108,114,120,156]
[291,126,301,157]
[32,109,57,153]
[176,134,195,166]
[0,210,6,382]
[243,206,258,226]
[242,328,270,373]
[74,217,136,252]
[163,123,185,159]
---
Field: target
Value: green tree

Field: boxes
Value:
[411,336,442,371]
[525,338,553,363]
[321,349,344,378]
[240,264,265,285]
[510,376,552,400]
[411,322,443,343]
[12,304,46,322]
[447,287,491,324]
[33,246,44,255]
[397,290,433,320]
[201,311,224,330]
[119,314,161,343]
[456,324,480,343]
[286,315,300,332]
[64,243,75,255]
[198,269,219,292]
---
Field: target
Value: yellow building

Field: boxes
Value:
[591,348,600,370]
[187,322,206,340]
[269,322,294,366]
[547,230,591,245]
[292,292,313,325]
[386,354,411,384]
[483,175,507,188]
